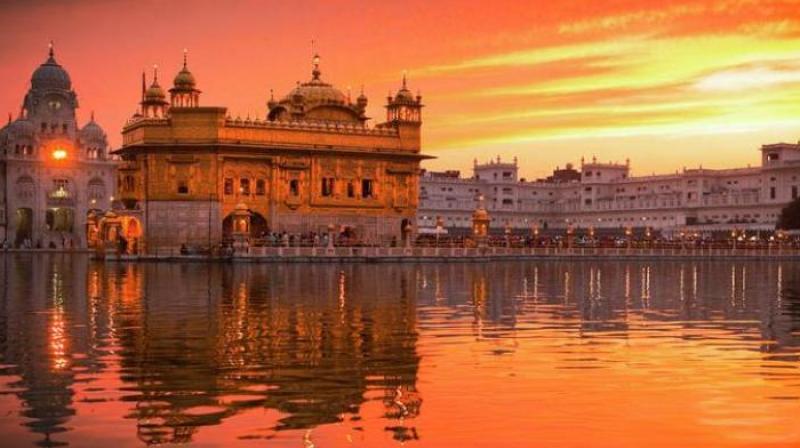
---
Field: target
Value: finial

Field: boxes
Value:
[270,88,274,101]
[48,40,54,59]
[7,112,11,124]
[91,110,95,121]
[347,85,352,103]
[141,70,146,102]
[311,40,320,80]
[153,64,159,84]
[183,48,188,69]
[402,70,408,89]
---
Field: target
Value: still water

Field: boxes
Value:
[0,255,799,447]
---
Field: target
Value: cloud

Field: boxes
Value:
[694,62,800,91]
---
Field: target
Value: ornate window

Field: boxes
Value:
[240,178,250,195]
[362,179,374,198]
[256,179,266,196]
[289,179,300,196]
[321,177,335,197]
[224,178,233,195]
[177,180,189,195]
[347,181,355,198]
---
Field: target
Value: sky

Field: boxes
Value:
[2,0,800,179]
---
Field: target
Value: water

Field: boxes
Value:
[0,255,799,447]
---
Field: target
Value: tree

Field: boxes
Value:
[777,197,800,229]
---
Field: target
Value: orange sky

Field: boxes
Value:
[3,0,800,179]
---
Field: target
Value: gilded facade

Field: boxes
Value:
[112,53,427,253]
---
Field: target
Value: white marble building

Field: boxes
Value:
[419,143,800,234]
[0,45,117,247]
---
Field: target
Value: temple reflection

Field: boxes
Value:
[0,257,799,445]
[109,263,421,444]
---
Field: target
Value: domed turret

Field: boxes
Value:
[79,112,106,141]
[140,66,169,118]
[31,43,72,91]
[169,49,201,107]
[145,79,166,102]
[385,73,423,124]
[356,85,368,110]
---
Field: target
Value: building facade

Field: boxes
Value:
[0,45,117,248]
[111,53,426,252]
[419,146,800,234]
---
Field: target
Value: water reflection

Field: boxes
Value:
[0,256,798,446]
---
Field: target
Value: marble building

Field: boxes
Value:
[419,144,800,235]
[110,52,427,253]
[0,44,117,248]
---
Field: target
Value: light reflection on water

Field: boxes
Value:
[0,255,799,447]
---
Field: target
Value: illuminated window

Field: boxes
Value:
[240,178,250,195]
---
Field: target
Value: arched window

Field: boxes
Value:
[87,178,105,203]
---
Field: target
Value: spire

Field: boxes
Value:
[48,40,55,61]
[152,64,159,85]
[402,70,408,90]
[90,110,95,122]
[141,71,146,102]
[183,48,188,69]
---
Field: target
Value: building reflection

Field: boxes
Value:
[108,263,421,444]
[0,256,799,445]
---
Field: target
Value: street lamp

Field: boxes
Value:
[435,216,444,247]
[624,226,633,250]
[566,223,574,249]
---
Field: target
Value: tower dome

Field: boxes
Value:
[145,79,167,102]
[280,54,348,106]
[268,53,366,123]
[31,43,72,91]
[172,50,197,90]
[169,50,201,108]
[7,117,36,138]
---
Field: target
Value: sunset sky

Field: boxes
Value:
[3,0,800,178]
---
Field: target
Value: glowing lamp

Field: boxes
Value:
[52,148,68,160]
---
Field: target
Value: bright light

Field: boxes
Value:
[52,148,67,160]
